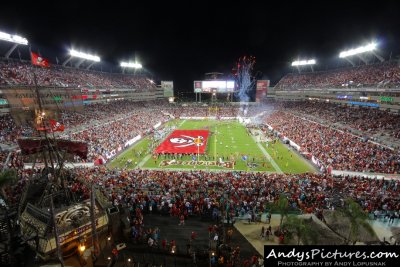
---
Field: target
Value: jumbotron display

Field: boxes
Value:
[194,80,235,93]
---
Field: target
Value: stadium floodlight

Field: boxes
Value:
[120,62,142,68]
[69,49,100,62]
[291,59,316,66]
[0,31,28,45]
[339,43,377,58]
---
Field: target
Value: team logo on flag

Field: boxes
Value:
[31,52,50,67]
[155,130,210,154]
[170,135,204,147]
[49,119,65,132]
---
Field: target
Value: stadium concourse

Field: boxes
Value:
[1,59,400,266]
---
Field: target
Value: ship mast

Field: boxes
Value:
[33,73,64,266]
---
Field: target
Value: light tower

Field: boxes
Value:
[120,61,143,73]
[339,42,383,66]
[63,49,101,69]
[0,30,28,58]
[291,59,316,73]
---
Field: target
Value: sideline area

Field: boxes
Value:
[234,214,400,256]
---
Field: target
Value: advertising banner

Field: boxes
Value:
[2,87,83,110]
[162,81,174,97]
[256,80,269,102]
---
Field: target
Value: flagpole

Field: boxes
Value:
[29,45,32,62]
[214,124,217,162]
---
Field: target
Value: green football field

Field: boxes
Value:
[108,119,316,173]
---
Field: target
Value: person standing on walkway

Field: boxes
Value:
[179,214,185,226]
[260,226,265,239]
[265,227,271,240]
[389,213,396,224]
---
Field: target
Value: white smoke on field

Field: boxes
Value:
[251,103,277,125]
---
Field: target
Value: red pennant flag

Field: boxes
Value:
[31,52,50,67]
[49,119,65,132]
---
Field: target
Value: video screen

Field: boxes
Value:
[193,80,235,93]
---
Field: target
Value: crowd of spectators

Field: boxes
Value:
[280,101,400,139]
[0,151,23,173]
[1,102,262,151]
[2,98,400,174]
[0,60,156,90]
[162,104,266,118]
[0,114,32,145]
[2,54,400,263]
[163,106,237,118]
[61,100,166,129]
[275,62,400,90]
[0,151,7,169]
[71,110,169,161]
[264,111,400,173]
[0,100,170,164]
[1,150,398,265]
[3,167,395,241]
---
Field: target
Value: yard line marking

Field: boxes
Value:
[251,134,283,174]
[178,119,187,128]
[138,154,152,168]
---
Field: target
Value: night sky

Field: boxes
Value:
[1,0,400,95]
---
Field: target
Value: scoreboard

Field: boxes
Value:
[256,80,269,102]
[194,80,235,93]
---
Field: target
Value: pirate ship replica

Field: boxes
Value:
[2,75,112,265]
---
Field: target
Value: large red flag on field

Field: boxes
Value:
[31,52,50,67]
[155,130,210,154]
[49,119,65,132]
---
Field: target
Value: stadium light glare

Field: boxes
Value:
[120,62,142,68]
[291,59,316,66]
[339,43,377,58]
[70,49,100,62]
[0,31,28,45]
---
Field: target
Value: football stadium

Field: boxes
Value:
[1,2,400,267]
